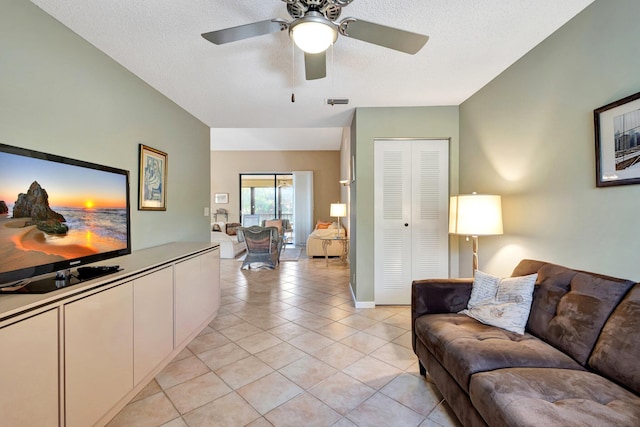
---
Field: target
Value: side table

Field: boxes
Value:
[320,236,349,266]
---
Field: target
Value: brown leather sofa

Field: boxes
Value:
[411,259,640,427]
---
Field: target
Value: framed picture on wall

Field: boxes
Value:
[214,193,229,204]
[594,90,640,187]
[139,144,167,210]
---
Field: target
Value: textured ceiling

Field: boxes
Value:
[30,0,594,150]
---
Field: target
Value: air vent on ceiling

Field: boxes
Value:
[327,98,349,106]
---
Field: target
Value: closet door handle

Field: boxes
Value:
[404,223,409,227]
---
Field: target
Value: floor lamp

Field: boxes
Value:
[449,194,503,273]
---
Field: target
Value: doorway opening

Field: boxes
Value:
[239,174,294,244]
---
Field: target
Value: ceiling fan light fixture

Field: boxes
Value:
[290,14,337,54]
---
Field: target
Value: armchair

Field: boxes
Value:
[262,218,291,252]
[236,226,281,270]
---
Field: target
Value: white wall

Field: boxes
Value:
[0,0,211,250]
[459,0,640,279]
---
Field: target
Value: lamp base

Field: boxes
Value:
[472,235,478,274]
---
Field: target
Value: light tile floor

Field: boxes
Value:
[107,254,462,427]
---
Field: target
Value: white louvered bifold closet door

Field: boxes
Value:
[374,139,449,304]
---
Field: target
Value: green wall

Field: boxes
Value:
[352,107,460,303]
[459,0,640,279]
[0,0,211,250]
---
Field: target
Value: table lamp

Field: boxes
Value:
[449,193,503,273]
[330,203,347,232]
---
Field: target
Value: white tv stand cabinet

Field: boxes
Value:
[0,242,220,427]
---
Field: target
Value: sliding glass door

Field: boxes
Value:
[240,174,294,242]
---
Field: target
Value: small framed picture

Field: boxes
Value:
[214,193,229,204]
[594,91,640,187]
[139,144,167,210]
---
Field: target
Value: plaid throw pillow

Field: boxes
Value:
[226,222,241,235]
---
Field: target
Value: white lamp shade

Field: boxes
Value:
[290,19,337,54]
[330,203,347,218]
[449,194,503,236]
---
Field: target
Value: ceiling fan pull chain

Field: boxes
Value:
[330,43,334,96]
[291,41,296,102]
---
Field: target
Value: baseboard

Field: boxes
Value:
[349,282,375,308]
[355,301,375,308]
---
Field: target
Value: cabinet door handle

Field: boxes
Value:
[404,223,409,227]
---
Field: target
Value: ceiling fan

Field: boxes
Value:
[201,0,429,80]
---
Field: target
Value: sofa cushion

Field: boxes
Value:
[470,368,640,427]
[461,271,537,334]
[226,222,241,235]
[589,283,640,395]
[512,260,635,365]
[466,269,501,308]
[414,313,583,393]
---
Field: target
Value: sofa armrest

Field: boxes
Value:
[412,278,473,316]
[210,232,232,243]
[411,278,473,352]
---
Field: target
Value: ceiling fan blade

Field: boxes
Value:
[305,52,327,80]
[340,19,428,54]
[201,19,288,45]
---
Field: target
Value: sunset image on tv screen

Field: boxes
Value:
[0,151,128,275]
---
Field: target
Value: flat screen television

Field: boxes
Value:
[0,143,131,291]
